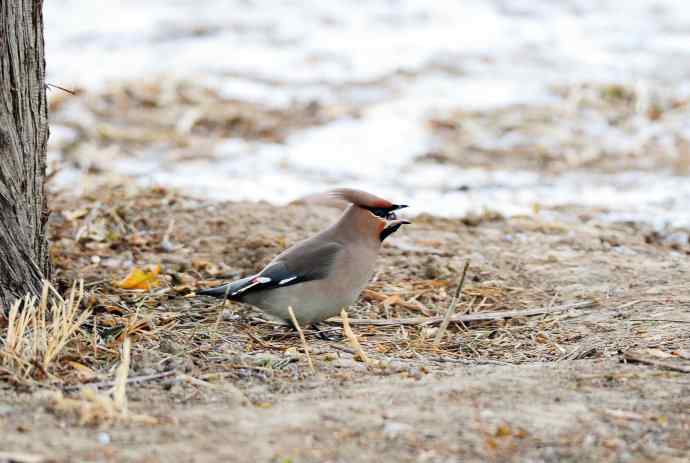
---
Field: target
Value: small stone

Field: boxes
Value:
[221,309,237,321]
[160,239,175,252]
[383,421,412,438]
[97,432,111,445]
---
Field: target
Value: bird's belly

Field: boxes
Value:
[242,244,378,324]
[244,278,367,325]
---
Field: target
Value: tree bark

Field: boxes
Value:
[0,0,50,310]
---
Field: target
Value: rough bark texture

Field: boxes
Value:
[0,0,50,310]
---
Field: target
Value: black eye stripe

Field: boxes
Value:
[365,207,389,218]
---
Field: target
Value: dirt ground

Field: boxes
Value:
[1,188,690,462]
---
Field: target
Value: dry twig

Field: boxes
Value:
[337,300,594,327]
[629,319,690,324]
[623,350,690,373]
[113,337,131,413]
[341,309,370,364]
[434,260,470,346]
[288,306,314,373]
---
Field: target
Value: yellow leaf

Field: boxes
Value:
[495,423,512,438]
[117,265,160,290]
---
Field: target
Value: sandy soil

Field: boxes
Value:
[1,188,689,462]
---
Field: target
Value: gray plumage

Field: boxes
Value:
[197,189,410,325]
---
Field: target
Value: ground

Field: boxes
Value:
[1,188,689,462]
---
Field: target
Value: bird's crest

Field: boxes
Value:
[328,188,408,219]
[328,188,392,208]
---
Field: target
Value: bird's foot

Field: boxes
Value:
[310,323,343,341]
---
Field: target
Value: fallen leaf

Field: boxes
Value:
[117,265,160,290]
[495,423,512,438]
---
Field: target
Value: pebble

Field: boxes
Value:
[221,309,238,321]
[160,238,175,252]
[383,421,412,438]
[97,432,111,445]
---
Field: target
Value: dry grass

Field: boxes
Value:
[287,306,315,373]
[340,308,370,364]
[1,280,91,383]
[46,336,162,427]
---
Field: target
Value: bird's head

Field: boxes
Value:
[329,188,411,242]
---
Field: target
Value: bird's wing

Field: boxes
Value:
[197,240,343,299]
[256,240,344,289]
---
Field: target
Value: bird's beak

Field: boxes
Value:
[388,219,411,226]
[391,204,408,211]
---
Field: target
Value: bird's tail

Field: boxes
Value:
[196,275,255,299]
[196,284,234,298]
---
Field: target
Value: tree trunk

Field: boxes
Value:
[0,0,50,310]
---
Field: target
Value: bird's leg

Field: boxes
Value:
[258,320,300,341]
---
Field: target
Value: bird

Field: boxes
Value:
[196,188,410,326]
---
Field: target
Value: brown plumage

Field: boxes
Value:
[197,189,410,325]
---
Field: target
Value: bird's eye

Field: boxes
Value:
[386,211,398,220]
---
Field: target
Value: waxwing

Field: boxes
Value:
[197,189,410,325]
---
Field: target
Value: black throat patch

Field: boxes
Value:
[380,223,404,242]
